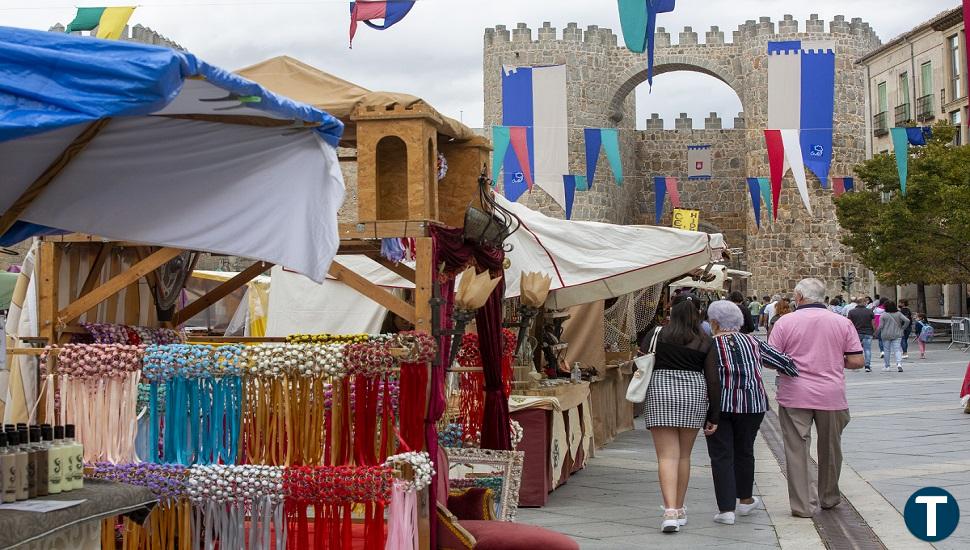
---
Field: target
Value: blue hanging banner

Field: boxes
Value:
[600,129,623,185]
[746,178,762,228]
[563,175,578,220]
[654,176,667,224]
[891,127,909,195]
[584,128,603,188]
[800,49,836,188]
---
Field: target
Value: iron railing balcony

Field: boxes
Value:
[873,111,889,136]
[917,94,935,122]
[895,103,911,126]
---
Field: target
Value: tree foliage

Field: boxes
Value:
[836,122,970,285]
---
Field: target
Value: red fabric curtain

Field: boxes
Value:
[476,279,512,450]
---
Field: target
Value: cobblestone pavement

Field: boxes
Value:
[517,342,970,549]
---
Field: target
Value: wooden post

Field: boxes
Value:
[328,260,416,324]
[35,241,60,422]
[172,261,272,326]
[55,247,182,328]
[414,238,434,333]
[413,236,434,550]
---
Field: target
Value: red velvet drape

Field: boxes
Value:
[476,278,512,450]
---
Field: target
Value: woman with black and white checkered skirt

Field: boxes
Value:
[644,293,721,533]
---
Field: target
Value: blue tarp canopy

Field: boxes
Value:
[0,27,347,282]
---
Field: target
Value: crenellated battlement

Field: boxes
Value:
[485,14,880,48]
[641,112,746,131]
[50,22,184,50]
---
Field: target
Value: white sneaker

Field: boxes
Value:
[661,510,680,533]
[902,354,909,359]
[714,511,736,525]
[882,367,891,372]
[737,497,761,516]
[677,507,687,526]
[880,352,884,358]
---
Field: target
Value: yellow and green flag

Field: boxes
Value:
[64,6,136,40]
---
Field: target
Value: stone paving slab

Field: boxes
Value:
[516,342,970,549]
[516,426,787,549]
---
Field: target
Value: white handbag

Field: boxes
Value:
[625,327,661,403]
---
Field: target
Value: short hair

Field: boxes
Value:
[771,294,781,302]
[728,291,744,303]
[856,297,866,305]
[884,300,899,313]
[707,300,744,332]
[794,278,826,304]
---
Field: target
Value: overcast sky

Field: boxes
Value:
[5,0,959,128]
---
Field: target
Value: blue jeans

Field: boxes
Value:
[877,334,884,352]
[858,334,872,369]
[901,329,911,353]
[883,339,903,369]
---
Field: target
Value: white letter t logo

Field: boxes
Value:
[915,496,949,537]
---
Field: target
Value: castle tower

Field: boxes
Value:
[483,15,881,296]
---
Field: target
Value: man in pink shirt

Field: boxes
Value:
[768,278,865,517]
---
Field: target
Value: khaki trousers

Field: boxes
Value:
[777,406,851,517]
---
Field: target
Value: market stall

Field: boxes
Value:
[494,195,726,504]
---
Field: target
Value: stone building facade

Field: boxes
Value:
[484,15,883,297]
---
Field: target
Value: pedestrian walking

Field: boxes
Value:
[748,297,763,331]
[644,293,720,533]
[876,301,910,372]
[912,313,932,359]
[768,278,864,517]
[705,301,797,526]
[898,300,914,358]
[847,298,875,372]
[873,298,887,357]
[766,299,792,339]
[763,295,781,330]
[730,291,756,334]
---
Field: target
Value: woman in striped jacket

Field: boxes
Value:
[704,300,798,526]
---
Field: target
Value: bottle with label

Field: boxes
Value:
[0,432,15,503]
[53,426,72,493]
[47,426,64,495]
[64,425,83,490]
[19,428,35,499]
[11,430,28,500]
[571,362,582,382]
[32,426,49,497]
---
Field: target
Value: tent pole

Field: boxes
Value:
[374,257,417,283]
[0,119,111,237]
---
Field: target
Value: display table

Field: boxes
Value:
[510,381,593,507]
[588,362,635,448]
[0,480,157,549]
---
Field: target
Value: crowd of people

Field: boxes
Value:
[636,278,883,533]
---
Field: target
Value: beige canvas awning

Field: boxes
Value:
[236,55,476,144]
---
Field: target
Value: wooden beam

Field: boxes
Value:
[413,237,434,333]
[56,247,182,327]
[37,242,58,343]
[375,257,417,283]
[328,260,415,323]
[0,119,110,236]
[172,261,272,326]
[339,220,429,240]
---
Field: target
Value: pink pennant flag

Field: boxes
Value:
[832,177,845,197]
[508,126,534,191]
[665,177,681,208]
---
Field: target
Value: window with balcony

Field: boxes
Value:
[949,35,962,100]
[874,81,889,136]
[896,72,911,125]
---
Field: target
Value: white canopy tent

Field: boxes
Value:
[498,195,727,309]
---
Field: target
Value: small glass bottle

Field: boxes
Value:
[11,430,28,500]
[64,425,83,490]
[19,428,35,499]
[0,432,15,503]
[47,426,64,495]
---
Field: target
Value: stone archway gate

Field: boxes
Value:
[483,15,881,296]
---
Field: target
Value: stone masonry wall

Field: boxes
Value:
[633,114,748,264]
[484,15,883,297]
